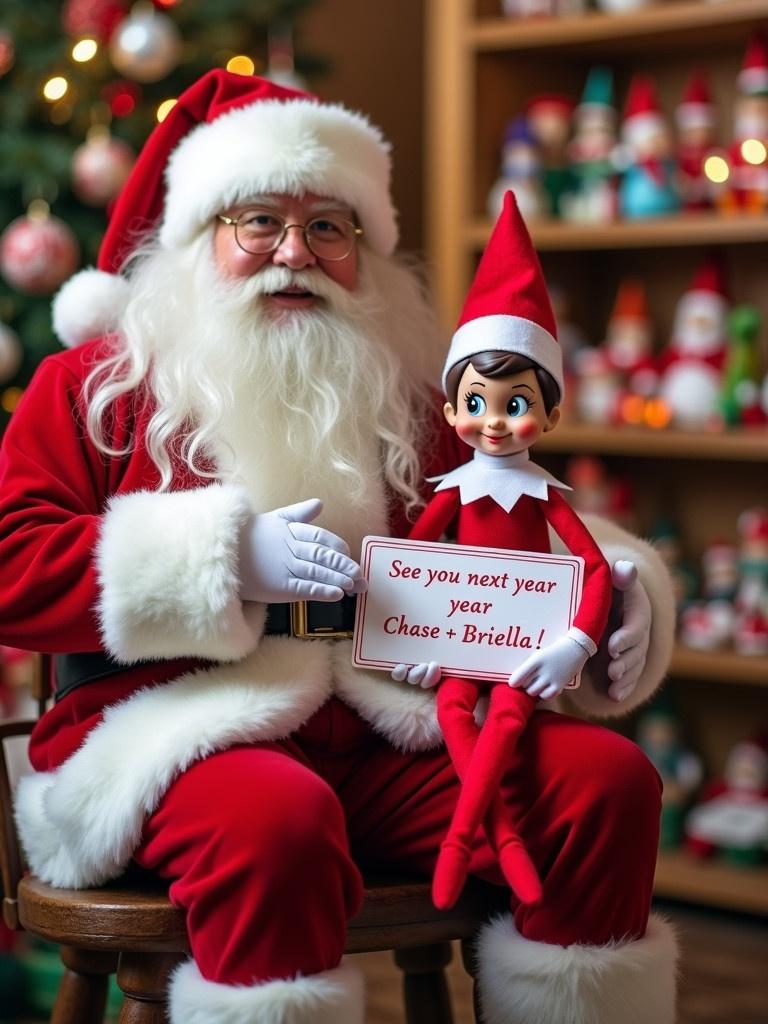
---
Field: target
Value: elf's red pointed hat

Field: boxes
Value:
[739,31,768,96]
[441,190,563,398]
[53,69,397,347]
[676,71,714,130]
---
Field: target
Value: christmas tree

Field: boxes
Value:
[0,0,324,431]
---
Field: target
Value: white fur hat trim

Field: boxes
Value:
[52,268,130,348]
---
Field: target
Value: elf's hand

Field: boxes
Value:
[238,498,367,603]
[606,560,651,703]
[508,629,593,700]
[391,662,442,688]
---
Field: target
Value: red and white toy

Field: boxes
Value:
[675,71,716,211]
[405,192,612,911]
[685,736,768,865]
[734,508,768,656]
[657,258,729,428]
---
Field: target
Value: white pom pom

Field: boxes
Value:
[52,268,130,348]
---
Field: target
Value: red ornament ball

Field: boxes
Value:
[0,323,23,385]
[62,0,127,42]
[0,215,79,296]
[0,29,15,78]
[72,134,135,206]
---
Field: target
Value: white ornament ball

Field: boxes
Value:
[0,215,80,295]
[109,8,180,83]
[72,134,135,206]
[0,323,22,384]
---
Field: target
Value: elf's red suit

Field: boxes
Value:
[408,473,611,908]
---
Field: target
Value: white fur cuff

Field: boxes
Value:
[477,912,678,1024]
[169,959,364,1024]
[96,483,262,663]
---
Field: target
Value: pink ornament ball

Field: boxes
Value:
[72,135,135,206]
[0,215,80,296]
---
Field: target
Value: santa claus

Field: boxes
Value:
[0,71,677,1024]
[658,257,729,428]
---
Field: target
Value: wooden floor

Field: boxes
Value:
[356,901,768,1024]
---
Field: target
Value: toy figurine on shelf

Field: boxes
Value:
[685,735,768,866]
[487,115,548,222]
[571,346,622,425]
[525,94,576,217]
[618,74,680,220]
[679,538,739,652]
[502,0,586,16]
[561,67,619,223]
[657,257,729,429]
[723,32,768,214]
[649,517,698,614]
[402,192,612,911]
[548,281,587,376]
[636,699,703,849]
[602,278,657,419]
[719,306,766,427]
[675,71,717,211]
[733,507,768,656]
[595,0,655,11]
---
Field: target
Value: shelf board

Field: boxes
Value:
[533,422,768,461]
[465,213,768,252]
[669,646,768,686]
[470,0,768,54]
[654,848,768,914]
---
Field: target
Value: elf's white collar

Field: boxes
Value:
[428,449,571,513]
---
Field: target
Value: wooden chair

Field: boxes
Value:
[0,656,507,1023]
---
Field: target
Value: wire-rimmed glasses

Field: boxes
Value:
[217,208,363,262]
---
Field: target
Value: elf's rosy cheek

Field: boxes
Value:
[456,422,479,444]
[515,418,539,441]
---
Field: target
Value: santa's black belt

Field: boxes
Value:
[53,597,357,703]
[264,595,357,640]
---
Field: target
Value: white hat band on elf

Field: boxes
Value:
[53,70,397,349]
[441,190,563,399]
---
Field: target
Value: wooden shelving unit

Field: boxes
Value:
[467,212,768,251]
[535,422,768,461]
[427,0,768,915]
[655,849,768,915]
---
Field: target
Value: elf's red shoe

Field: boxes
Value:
[497,837,542,907]
[432,842,471,909]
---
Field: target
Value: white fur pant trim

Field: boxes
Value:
[476,912,678,1024]
[169,959,365,1024]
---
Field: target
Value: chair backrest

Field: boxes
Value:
[0,652,52,928]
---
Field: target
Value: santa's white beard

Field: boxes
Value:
[98,234,442,558]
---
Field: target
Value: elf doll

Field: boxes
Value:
[403,191,612,910]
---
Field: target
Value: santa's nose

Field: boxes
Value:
[272,225,317,270]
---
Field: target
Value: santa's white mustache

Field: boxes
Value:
[237,265,344,302]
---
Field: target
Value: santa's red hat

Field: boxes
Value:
[675,71,714,130]
[622,75,665,147]
[441,190,562,398]
[739,32,768,96]
[53,69,397,348]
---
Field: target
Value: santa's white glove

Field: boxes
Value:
[391,662,442,688]
[238,498,367,603]
[606,559,651,703]
[508,629,593,700]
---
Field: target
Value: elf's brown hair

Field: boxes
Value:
[445,351,561,414]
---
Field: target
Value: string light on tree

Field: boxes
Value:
[0,201,80,296]
[43,76,69,102]
[109,2,181,83]
[72,38,99,63]
[156,98,177,123]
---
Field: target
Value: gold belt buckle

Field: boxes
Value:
[290,600,354,640]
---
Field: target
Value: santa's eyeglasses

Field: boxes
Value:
[217,208,363,261]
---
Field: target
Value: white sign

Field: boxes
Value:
[352,536,584,684]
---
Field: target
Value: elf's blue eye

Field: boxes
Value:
[465,393,486,417]
[507,396,530,417]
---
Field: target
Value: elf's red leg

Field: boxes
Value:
[434,682,538,909]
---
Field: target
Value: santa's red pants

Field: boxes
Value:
[135,697,661,986]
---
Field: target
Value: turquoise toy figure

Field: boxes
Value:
[619,75,680,220]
